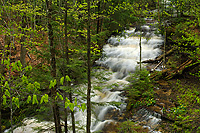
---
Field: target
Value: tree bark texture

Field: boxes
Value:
[20,15,27,67]
[87,0,91,133]
[46,0,61,132]
[64,1,69,133]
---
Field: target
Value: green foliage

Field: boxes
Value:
[117,120,143,133]
[126,68,155,108]
[166,80,200,132]
[135,97,156,107]
[3,95,7,105]
[33,95,39,104]
[56,92,63,100]
[64,97,86,112]
[49,79,56,89]
[27,96,32,104]
[174,80,200,107]
[12,97,20,108]
[171,104,186,116]
[40,94,49,104]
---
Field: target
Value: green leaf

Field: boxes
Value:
[69,103,75,111]
[53,79,56,86]
[49,79,57,89]
[12,97,19,108]
[65,75,71,82]
[5,89,10,97]
[27,83,34,90]
[17,61,22,71]
[57,92,63,100]
[25,65,32,71]
[65,97,70,108]
[40,95,44,104]
[34,82,40,89]
[33,95,38,104]
[44,94,49,103]
[22,75,28,84]
[60,77,64,85]
[4,81,9,89]
[3,95,7,105]
[74,97,77,106]
[27,95,31,104]
[14,98,20,108]
[81,103,86,112]
[40,94,49,104]
[12,62,17,71]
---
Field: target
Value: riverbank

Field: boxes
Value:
[102,36,200,132]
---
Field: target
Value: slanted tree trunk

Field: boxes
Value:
[86,0,91,132]
[46,0,61,132]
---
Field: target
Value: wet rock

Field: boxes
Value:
[139,120,147,125]
[149,105,163,115]
[156,98,175,109]
[150,124,159,129]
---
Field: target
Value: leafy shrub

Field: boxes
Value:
[117,120,143,133]
[126,68,155,108]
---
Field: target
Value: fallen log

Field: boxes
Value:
[152,60,163,71]
[151,59,195,80]
[165,59,193,80]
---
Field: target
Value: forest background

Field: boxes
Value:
[0,0,200,132]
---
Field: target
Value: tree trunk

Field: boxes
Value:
[157,0,161,29]
[64,1,68,132]
[96,1,100,47]
[20,15,27,67]
[69,91,76,133]
[64,1,76,132]
[163,25,166,65]
[139,30,142,71]
[86,0,91,132]
[46,0,61,132]
[0,81,2,133]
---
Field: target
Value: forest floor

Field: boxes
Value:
[152,51,200,133]
[1,24,199,133]
[103,44,200,133]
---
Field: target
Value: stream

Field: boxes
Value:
[5,18,164,133]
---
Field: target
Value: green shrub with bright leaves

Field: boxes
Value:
[117,120,144,133]
[126,68,155,109]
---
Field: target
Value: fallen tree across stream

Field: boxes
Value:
[151,59,200,80]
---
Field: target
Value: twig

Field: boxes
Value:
[152,60,163,71]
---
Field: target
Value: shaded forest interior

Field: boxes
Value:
[0,0,200,132]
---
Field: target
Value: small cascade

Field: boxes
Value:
[5,18,164,133]
[93,17,164,132]
[132,108,162,132]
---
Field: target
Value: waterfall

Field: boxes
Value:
[70,17,164,132]
[5,18,163,133]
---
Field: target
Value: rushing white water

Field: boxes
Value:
[72,19,164,132]
[5,18,164,133]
